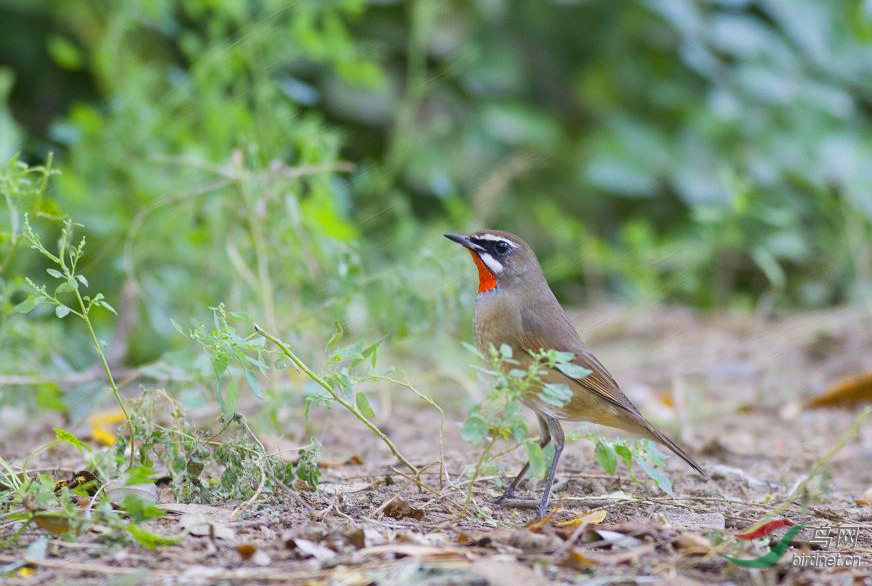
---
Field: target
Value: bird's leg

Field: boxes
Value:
[535,418,565,520]
[496,414,550,504]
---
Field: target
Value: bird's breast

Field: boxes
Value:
[473,290,522,353]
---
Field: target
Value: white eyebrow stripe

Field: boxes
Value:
[476,234,518,247]
[478,252,504,274]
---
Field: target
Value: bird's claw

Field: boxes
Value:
[491,491,514,506]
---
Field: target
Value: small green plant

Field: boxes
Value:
[290,440,322,491]
[590,436,675,497]
[15,216,135,469]
[256,322,419,477]
[173,304,270,423]
[460,344,583,508]
[0,429,177,550]
[174,308,434,498]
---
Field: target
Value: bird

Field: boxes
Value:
[445,230,706,519]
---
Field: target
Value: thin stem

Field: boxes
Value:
[0,193,19,274]
[376,375,447,489]
[234,156,277,336]
[464,435,497,514]
[74,289,136,470]
[254,325,419,478]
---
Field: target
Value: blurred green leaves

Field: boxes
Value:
[1,0,872,382]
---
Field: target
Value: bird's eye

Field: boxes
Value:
[494,240,510,255]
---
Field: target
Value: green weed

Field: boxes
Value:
[16,216,135,469]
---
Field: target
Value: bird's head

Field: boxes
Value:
[444,230,542,294]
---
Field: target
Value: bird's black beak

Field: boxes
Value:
[444,233,475,250]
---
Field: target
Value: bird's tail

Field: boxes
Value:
[643,423,708,478]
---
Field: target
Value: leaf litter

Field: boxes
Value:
[2,305,872,584]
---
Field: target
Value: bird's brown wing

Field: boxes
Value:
[518,305,643,418]
[518,305,707,477]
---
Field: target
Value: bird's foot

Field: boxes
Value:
[534,503,550,520]
[492,488,516,505]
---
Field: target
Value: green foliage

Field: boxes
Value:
[0,154,58,273]
[293,441,322,492]
[18,217,116,319]
[53,427,87,455]
[0,432,178,550]
[1,1,868,362]
[462,345,585,448]
[460,345,584,489]
[174,304,269,422]
[592,437,675,497]
[15,213,136,467]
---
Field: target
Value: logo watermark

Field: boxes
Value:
[791,525,861,568]
[719,519,862,569]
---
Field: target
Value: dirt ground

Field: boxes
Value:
[3,304,872,585]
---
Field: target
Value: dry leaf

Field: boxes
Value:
[471,558,549,586]
[251,550,271,566]
[289,538,336,561]
[457,532,492,547]
[804,371,872,409]
[238,543,257,560]
[526,512,556,532]
[88,410,127,446]
[357,544,471,560]
[33,512,75,536]
[383,497,424,520]
[591,529,643,549]
[657,392,674,408]
[56,470,98,495]
[672,533,712,556]
[572,543,656,565]
[344,528,366,549]
[564,549,598,568]
[179,513,236,540]
[556,509,607,527]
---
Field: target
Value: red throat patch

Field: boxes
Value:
[468,250,497,294]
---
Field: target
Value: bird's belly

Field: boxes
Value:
[523,379,639,433]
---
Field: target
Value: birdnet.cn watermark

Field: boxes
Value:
[791,525,862,568]
[720,519,863,569]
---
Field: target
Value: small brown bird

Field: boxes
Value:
[446,230,706,518]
